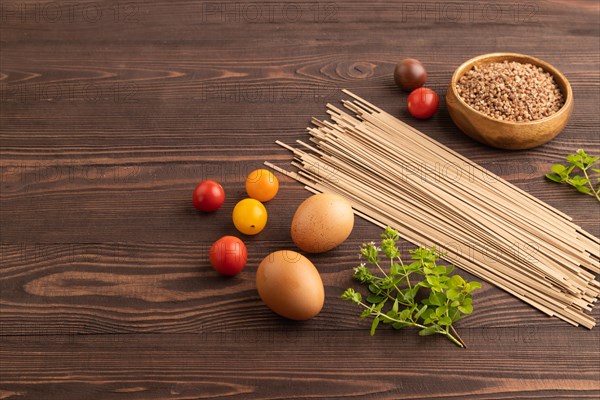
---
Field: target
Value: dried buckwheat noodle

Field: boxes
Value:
[266,90,600,329]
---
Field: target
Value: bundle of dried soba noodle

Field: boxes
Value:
[266,90,600,328]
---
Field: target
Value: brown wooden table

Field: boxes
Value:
[1,1,599,398]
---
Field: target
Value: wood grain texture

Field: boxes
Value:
[1,330,599,400]
[3,238,597,336]
[1,0,599,398]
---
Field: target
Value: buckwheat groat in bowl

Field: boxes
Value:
[446,53,573,150]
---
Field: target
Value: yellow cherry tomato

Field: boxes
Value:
[232,198,268,235]
[245,169,279,202]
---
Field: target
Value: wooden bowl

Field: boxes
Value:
[446,53,573,150]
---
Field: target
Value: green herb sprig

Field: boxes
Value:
[545,149,600,202]
[341,227,481,347]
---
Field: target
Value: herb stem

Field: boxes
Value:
[444,308,466,348]
[449,325,466,348]
[384,291,411,307]
[360,302,424,329]
[374,261,388,278]
[444,329,464,348]
[399,257,413,291]
[356,301,464,348]
[582,167,600,202]
[375,261,404,296]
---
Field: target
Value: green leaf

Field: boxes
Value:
[592,169,600,174]
[545,173,563,183]
[458,303,473,314]
[360,308,372,318]
[381,238,400,259]
[426,275,439,286]
[414,305,427,320]
[341,289,352,301]
[367,294,385,304]
[407,261,421,272]
[418,326,439,336]
[382,226,400,241]
[428,292,445,306]
[353,265,375,283]
[391,276,404,287]
[551,164,566,174]
[570,175,589,186]
[435,306,447,317]
[451,310,463,322]
[390,263,402,275]
[341,289,361,303]
[410,285,420,299]
[398,309,411,321]
[368,284,379,294]
[458,297,473,314]
[420,308,434,321]
[466,281,482,291]
[360,243,379,263]
[446,288,460,300]
[380,276,396,290]
[373,301,386,313]
[439,316,452,326]
[450,275,465,287]
[384,310,397,322]
[566,154,582,165]
[433,265,447,275]
[392,321,410,329]
[575,186,591,194]
[370,317,380,336]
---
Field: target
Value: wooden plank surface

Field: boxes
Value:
[1,0,599,398]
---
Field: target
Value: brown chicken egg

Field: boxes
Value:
[256,250,324,320]
[291,193,354,253]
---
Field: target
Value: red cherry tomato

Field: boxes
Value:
[209,236,248,276]
[407,88,439,119]
[193,180,225,212]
